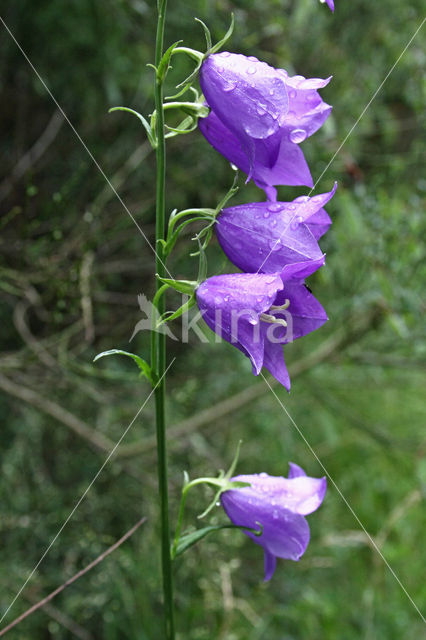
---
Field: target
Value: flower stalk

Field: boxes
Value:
[152,0,175,638]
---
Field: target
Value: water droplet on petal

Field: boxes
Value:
[247,66,256,75]
[290,216,303,230]
[259,472,267,477]
[269,89,275,96]
[268,203,282,212]
[270,219,277,227]
[289,90,297,99]
[220,51,231,58]
[273,509,279,520]
[263,211,270,218]
[270,239,281,252]
[223,80,237,92]
[290,128,307,143]
[248,55,258,62]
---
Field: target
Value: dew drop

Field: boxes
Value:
[257,105,266,116]
[272,509,279,520]
[289,90,297,99]
[247,66,257,75]
[270,219,277,227]
[268,203,282,212]
[289,128,307,144]
[223,80,237,92]
[270,239,281,252]
[220,51,231,58]
[290,216,303,231]
[259,472,267,477]
[269,89,275,96]
[288,204,296,211]
[263,211,270,218]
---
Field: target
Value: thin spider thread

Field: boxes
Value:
[255,16,426,275]
[260,372,426,625]
[0,15,174,282]
[0,359,175,626]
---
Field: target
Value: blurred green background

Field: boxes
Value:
[1,0,425,638]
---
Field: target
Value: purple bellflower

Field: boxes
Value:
[216,183,337,274]
[199,52,332,198]
[221,464,327,581]
[195,268,327,390]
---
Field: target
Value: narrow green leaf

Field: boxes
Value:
[194,18,212,52]
[157,277,198,295]
[109,107,156,148]
[157,40,183,82]
[94,349,153,384]
[158,295,196,325]
[210,13,235,55]
[174,523,259,558]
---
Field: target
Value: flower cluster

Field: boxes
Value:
[197,52,335,391]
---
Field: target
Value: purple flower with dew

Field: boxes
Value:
[216,183,337,274]
[199,52,332,198]
[196,268,327,390]
[221,464,327,581]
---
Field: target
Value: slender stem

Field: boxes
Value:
[152,1,175,638]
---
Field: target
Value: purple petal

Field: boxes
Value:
[200,52,289,142]
[292,183,337,239]
[221,486,310,561]
[254,136,313,188]
[216,201,324,274]
[199,110,313,189]
[263,550,277,582]
[198,110,251,175]
[196,273,283,374]
[262,341,291,390]
[229,473,326,516]
[273,281,328,343]
[198,56,332,192]
[280,255,325,280]
[282,72,332,142]
[288,462,307,478]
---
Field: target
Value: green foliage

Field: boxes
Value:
[0,0,425,639]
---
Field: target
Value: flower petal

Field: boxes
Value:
[273,281,328,343]
[288,462,307,478]
[196,273,284,374]
[217,201,324,274]
[262,340,291,390]
[263,549,277,582]
[200,53,289,142]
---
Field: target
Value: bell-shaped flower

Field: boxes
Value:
[199,52,332,197]
[195,267,327,390]
[216,184,336,274]
[221,464,327,581]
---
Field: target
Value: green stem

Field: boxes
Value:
[152,1,174,638]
